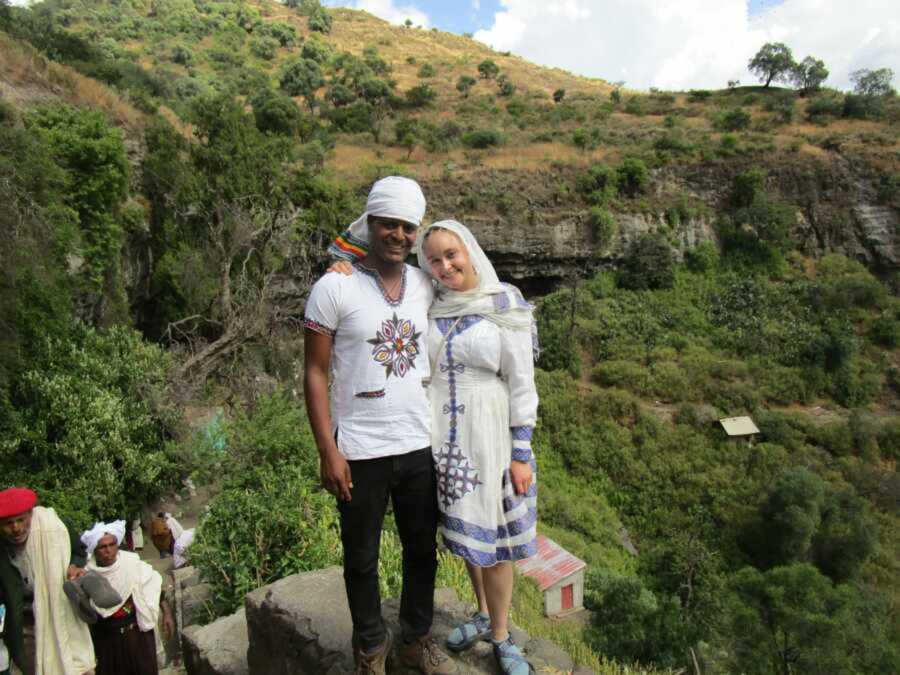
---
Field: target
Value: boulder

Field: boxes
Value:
[245,566,354,674]
[182,608,248,675]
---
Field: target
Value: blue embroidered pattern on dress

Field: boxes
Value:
[435,315,484,336]
[443,537,538,566]
[443,507,538,543]
[433,317,482,508]
[511,426,533,441]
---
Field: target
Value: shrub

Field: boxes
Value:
[553,88,566,103]
[301,36,332,64]
[5,326,180,529]
[251,89,304,136]
[715,108,752,131]
[685,242,720,273]
[870,315,900,348]
[249,36,278,60]
[688,89,712,103]
[307,6,333,34]
[417,63,435,78]
[497,75,516,97]
[618,233,675,290]
[805,93,844,121]
[477,59,500,80]
[456,75,476,97]
[405,83,436,108]
[461,129,503,148]
[615,158,649,197]
[589,207,617,248]
[576,164,618,205]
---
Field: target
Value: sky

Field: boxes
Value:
[323,0,900,91]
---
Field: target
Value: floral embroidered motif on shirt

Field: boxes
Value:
[367,312,421,378]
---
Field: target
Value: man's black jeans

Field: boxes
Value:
[338,446,438,652]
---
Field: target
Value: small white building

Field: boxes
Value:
[516,535,586,617]
[718,416,760,445]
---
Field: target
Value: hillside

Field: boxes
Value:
[2,1,899,673]
[6,0,895,291]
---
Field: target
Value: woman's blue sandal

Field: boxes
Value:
[446,611,491,652]
[492,635,534,675]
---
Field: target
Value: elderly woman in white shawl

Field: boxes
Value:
[80,522,174,675]
[329,219,539,675]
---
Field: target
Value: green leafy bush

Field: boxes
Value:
[3,326,179,528]
[461,129,503,148]
[618,234,674,290]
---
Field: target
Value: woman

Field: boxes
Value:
[80,521,174,675]
[331,220,538,674]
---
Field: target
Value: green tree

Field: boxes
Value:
[791,56,828,94]
[327,82,357,107]
[618,233,674,290]
[358,77,395,142]
[279,57,324,111]
[405,83,436,107]
[395,117,419,159]
[748,42,796,88]
[850,67,895,96]
[724,564,854,675]
[250,89,304,137]
[553,88,566,103]
[757,467,825,567]
[810,486,877,582]
[25,104,129,297]
[456,74,476,98]
[307,5,333,34]
[477,59,500,80]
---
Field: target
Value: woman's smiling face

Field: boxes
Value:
[423,228,478,292]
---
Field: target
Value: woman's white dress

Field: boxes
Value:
[428,314,538,567]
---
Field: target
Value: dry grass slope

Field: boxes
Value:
[0,31,145,132]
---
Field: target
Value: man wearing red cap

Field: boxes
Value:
[0,488,94,675]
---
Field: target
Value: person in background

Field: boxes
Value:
[81,521,173,675]
[0,487,95,675]
[305,176,455,675]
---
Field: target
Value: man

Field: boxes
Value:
[304,176,455,675]
[81,520,174,675]
[0,487,94,675]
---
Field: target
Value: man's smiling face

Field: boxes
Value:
[367,215,417,265]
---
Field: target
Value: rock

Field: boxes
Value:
[244,566,354,674]
[182,583,213,627]
[524,636,575,673]
[173,565,201,590]
[182,608,248,675]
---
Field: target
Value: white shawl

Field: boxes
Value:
[86,551,161,632]
[26,506,95,675]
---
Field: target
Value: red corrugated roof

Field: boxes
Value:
[515,535,586,591]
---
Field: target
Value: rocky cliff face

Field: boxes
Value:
[419,156,898,293]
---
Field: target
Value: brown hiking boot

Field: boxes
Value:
[399,634,458,674]
[354,627,393,675]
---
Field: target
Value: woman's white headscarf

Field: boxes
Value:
[80,519,126,558]
[328,176,426,260]
[417,220,538,355]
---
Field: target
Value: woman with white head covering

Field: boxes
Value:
[418,220,538,675]
[328,219,539,674]
[80,522,174,675]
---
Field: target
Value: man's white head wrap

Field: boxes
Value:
[328,176,426,261]
[81,519,126,557]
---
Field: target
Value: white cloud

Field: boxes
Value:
[474,0,900,91]
[343,0,430,28]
